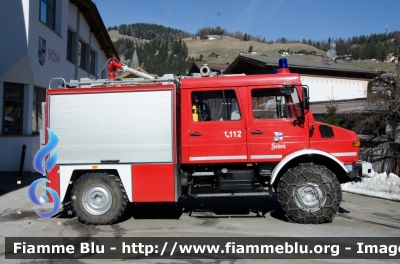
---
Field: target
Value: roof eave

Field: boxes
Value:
[69,0,118,60]
[225,55,379,79]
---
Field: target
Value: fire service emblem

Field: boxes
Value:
[38,37,46,66]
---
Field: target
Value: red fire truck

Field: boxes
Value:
[45,58,372,225]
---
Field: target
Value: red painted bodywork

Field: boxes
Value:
[310,121,359,163]
[44,99,59,203]
[179,73,359,165]
[47,166,59,203]
[132,164,175,202]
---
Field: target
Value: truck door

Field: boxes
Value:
[187,89,247,163]
[248,86,309,162]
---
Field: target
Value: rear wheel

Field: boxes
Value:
[277,163,342,224]
[71,172,128,224]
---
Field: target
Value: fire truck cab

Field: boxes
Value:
[44,58,372,225]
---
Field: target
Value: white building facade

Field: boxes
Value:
[0,0,116,172]
[299,76,368,102]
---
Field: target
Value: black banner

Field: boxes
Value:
[5,237,400,259]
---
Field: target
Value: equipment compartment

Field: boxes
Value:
[216,170,255,191]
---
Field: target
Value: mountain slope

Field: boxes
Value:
[108,30,397,73]
[183,35,326,64]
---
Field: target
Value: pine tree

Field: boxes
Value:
[320,101,341,127]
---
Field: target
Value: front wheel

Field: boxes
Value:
[71,172,128,224]
[277,163,342,224]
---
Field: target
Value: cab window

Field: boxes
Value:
[252,87,302,119]
[191,90,241,121]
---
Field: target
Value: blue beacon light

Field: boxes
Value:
[279,58,288,68]
[277,58,290,74]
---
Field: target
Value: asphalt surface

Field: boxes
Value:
[0,173,400,264]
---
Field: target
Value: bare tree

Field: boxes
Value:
[396,53,400,103]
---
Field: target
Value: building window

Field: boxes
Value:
[89,50,96,75]
[32,87,46,134]
[67,30,73,62]
[3,83,24,135]
[78,40,86,69]
[40,0,56,30]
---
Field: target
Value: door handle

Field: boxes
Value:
[251,130,263,135]
[190,132,202,137]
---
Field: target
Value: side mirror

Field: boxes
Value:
[302,86,310,110]
[280,85,294,95]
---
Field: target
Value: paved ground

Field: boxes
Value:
[0,173,400,264]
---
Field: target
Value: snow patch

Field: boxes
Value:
[341,172,400,201]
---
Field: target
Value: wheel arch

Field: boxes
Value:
[271,149,349,189]
[61,169,120,204]
[59,165,133,204]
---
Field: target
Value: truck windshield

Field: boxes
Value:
[252,87,303,119]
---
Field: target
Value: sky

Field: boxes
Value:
[93,0,400,42]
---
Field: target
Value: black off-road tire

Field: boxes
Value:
[277,163,342,224]
[71,172,128,225]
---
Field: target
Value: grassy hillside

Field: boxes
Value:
[109,31,397,73]
[108,30,149,44]
[344,60,397,73]
[185,35,396,73]
[184,35,325,62]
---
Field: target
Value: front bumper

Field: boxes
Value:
[360,161,374,177]
[345,161,374,180]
